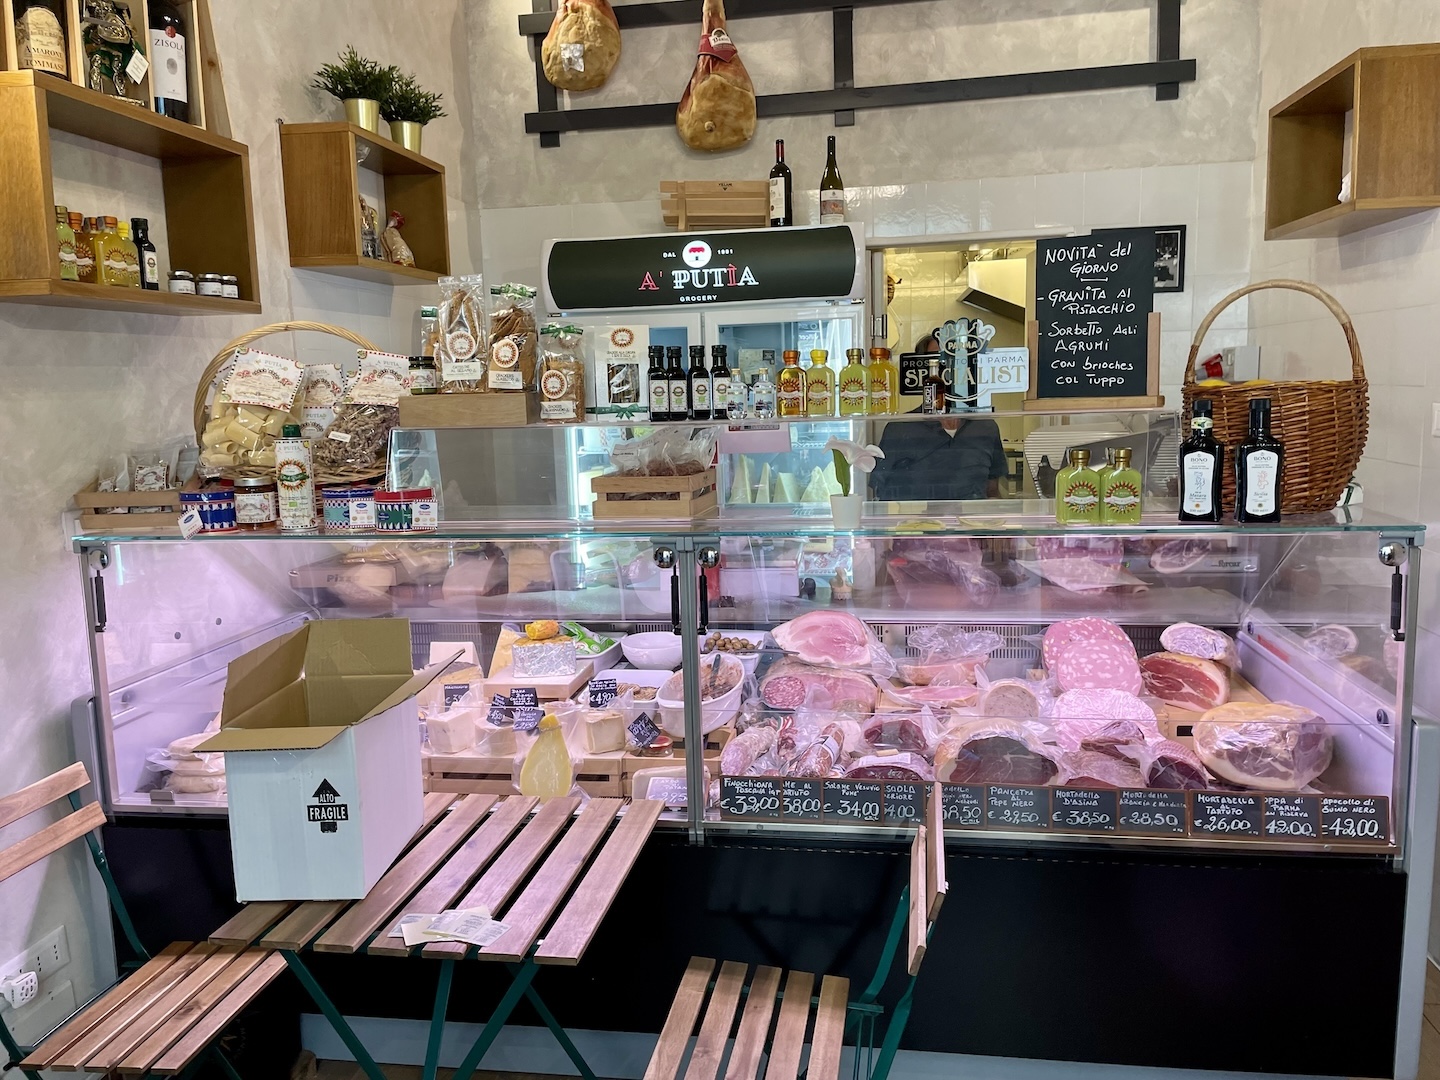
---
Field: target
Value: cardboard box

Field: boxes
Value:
[199,619,448,901]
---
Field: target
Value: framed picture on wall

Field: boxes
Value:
[1154,225,1186,292]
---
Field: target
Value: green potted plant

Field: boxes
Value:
[312,46,395,134]
[380,72,446,154]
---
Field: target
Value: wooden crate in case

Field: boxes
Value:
[422,748,625,799]
[73,480,189,534]
[591,467,718,521]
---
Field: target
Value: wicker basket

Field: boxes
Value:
[1182,280,1369,516]
[193,321,386,487]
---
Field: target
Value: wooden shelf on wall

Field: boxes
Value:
[279,122,451,283]
[0,71,259,313]
[1266,44,1440,240]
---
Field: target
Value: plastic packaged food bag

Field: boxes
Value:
[488,284,539,392]
[437,274,489,393]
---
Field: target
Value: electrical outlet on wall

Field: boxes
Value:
[0,926,70,984]
[5,979,76,1047]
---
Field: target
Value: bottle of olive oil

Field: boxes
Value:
[838,348,868,416]
[777,350,806,418]
[1055,448,1102,525]
[1101,447,1143,524]
[1235,397,1284,523]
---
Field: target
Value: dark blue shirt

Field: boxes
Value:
[869,419,1008,501]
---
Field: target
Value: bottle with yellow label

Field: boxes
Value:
[868,347,897,415]
[55,205,78,282]
[1101,447,1144,524]
[838,348,868,416]
[806,349,835,417]
[1055,448,1102,525]
[91,218,119,286]
[117,221,140,287]
[777,349,806,418]
[75,217,97,284]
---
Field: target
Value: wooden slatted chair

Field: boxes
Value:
[644,785,948,1080]
[0,763,283,1079]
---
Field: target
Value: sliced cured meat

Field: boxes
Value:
[882,683,980,709]
[980,679,1042,719]
[895,656,987,687]
[1143,739,1210,791]
[1035,536,1134,592]
[676,0,757,152]
[1080,719,1151,763]
[720,724,775,776]
[772,611,875,668]
[1042,617,1134,671]
[1139,652,1230,711]
[1303,624,1359,660]
[862,713,930,752]
[1149,538,1212,574]
[758,658,876,718]
[934,719,1062,786]
[1054,639,1143,695]
[1051,689,1158,751]
[844,752,934,782]
[1191,701,1334,791]
[1160,623,1240,670]
[1060,750,1145,789]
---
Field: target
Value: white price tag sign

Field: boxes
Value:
[974,347,1030,407]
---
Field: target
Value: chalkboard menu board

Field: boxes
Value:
[986,786,1049,830]
[1029,228,1160,410]
[1191,792,1263,837]
[1051,788,1117,832]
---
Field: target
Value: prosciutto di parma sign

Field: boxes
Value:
[542,223,866,313]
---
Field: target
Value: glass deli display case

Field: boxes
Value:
[73,504,1428,863]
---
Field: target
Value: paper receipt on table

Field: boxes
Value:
[394,908,508,948]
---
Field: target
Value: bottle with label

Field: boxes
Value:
[1095,447,1116,485]
[276,424,317,532]
[769,139,793,228]
[94,217,124,286]
[74,215,96,284]
[819,135,845,225]
[688,345,711,421]
[116,220,140,286]
[868,347,896,415]
[149,0,189,122]
[1235,397,1284,524]
[647,345,670,421]
[838,348,868,416]
[419,305,440,356]
[806,350,835,417]
[1055,448,1102,525]
[1101,447,1144,524]
[777,350,805,418]
[751,368,777,419]
[921,357,946,414]
[666,346,688,421]
[55,206,77,282]
[711,345,733,419]
[15,0,67,78]
[1179,398,1224,523]
[130,217,159,290]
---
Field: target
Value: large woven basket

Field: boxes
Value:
[193,321,385,486]
[1182,280,1368,516]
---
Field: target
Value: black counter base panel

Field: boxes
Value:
[102,822,1405,1078]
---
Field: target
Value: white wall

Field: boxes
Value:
[0,0,480,1030]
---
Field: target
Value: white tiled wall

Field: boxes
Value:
[479,162,1258,408]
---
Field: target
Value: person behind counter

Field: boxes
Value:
[868,335,1009,501]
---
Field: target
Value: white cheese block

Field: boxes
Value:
[583,709,626,754]
[475,723,517,756]
[427,710,477,754]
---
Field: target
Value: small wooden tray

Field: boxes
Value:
[661,181,769,230]
[422,749,624,799]
[398,392,540,429]
[591,468,718,521]
[73,479,192,535]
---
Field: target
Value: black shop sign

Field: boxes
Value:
[541,224,866,312]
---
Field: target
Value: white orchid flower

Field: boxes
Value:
[824,437,885,474]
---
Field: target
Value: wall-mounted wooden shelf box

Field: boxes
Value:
[1266,44,1440,240]
[0,71,259,314]
[279,122,450,284]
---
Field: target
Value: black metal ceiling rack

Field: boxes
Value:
[519,0,1194,148]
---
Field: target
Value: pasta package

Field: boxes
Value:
[488,284,539,392]
[436,274,489,393]
[200,349,304,471]
[539,325,586,425]
[313,351,408,474]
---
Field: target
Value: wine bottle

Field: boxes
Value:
[15,0,67,77]
[769,139,793,228]
[711,345,733,419]
[149,0,190,122]
[647,346,669,421]
[819,136,845,225]
[688,345,711,421]
[1179,398,1224,523]
[921,357,945,415]
[1235,397,1283,524]
[665,346,687,422]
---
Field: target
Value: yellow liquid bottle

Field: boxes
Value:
[806,349,835,417]
[777,349,806,418]
[55,205,77,281]
[1055,448,1102,525]
[868,347,897,415]
[72,213,94,283]
[518,713,575,798]
[100,216,127,286]
[90,218,115,285]
[117,220,140,287]
[838,348,869,416]
[1101,447,1144,524]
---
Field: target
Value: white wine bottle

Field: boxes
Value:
[819,136,845,225]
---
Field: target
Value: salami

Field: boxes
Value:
[844,753,934,782]
[1054,638,1143,695]
[1160,622,1240,670]
[759,658,876,718]
[786,730,841,778]
[720,724,775,776]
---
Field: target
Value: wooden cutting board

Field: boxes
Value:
[1153,671,1268,740]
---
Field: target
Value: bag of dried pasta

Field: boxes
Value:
[200,349,304,473]
[538,325,586,425]
[436,274,489,392]
[488,284,539,392]
[312,351,408,474]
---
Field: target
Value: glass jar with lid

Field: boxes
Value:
[409,356,438,394]
[233,476,277,530]
[168,270,195,294]
[220,275,240,299]
[196,273,224,297]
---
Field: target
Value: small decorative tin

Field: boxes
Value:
[374,490,412,532]
[180,484,237,532]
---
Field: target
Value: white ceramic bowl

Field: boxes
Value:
[621,631,684,670]
[657,653,745,736]
[700,630,769,678]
